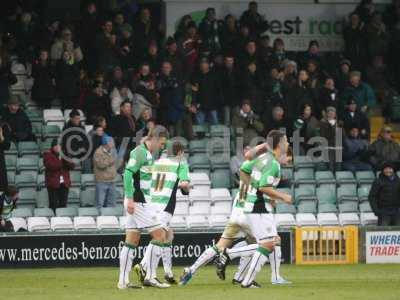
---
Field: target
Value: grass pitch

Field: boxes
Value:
[1,264,400,300]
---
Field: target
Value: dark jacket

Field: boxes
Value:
[286,83,316,120]
[0,65,17,107]
[0,123,11,192]
[218,66,240,107]
[369,138,400,170]
[319,118,343,147]
[157,74,184,124]
[343,136,369,163]
[43,150,74,189]
[240,70,266,114]
[0,108,34,142]
[198,18,223,53]
[239,10,268,36]
[83,92,112,124]
[369,173,400,215]
[109,114,136,148]
[231,107,264,145]
[62,121,88,161]
[342,109,370,137]
[319,87,340,114]
[342,82,376,109]
[55,60,80,101]
[31,61,55,102]
[191,70,221,111]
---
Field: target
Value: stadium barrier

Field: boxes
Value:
[295,226,358,264]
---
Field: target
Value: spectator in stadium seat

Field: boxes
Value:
[365,12,389,59]
[342,127,372,172]
[342,98,370,139]
[239,40,260,71]
[369,162,400,226]
[232,99,264,145]
[1,96,34,142]
[220,14,239,54]
[230,145,251,186]
[354,0,376,24]
[239,1,268,37]
[55,50,80,110]
[218,53,240,124]
[31,49,55,109]
[132,63,159,116]
[263,105,291,137]
[369,126,400,170]
[50,28,83,63]
[342,71,376,113]
[335,59,352,92]
[293,104,320,153]
[110,82,134,116]
[0,121,11,192]
[282,60,298,91]
[44,139,74,212]
[319,77,340,118]
[286,70,315,120]
[162,37,185,82]
[118,24,136,69]
[0,57,17,107]
[109,100,136,151]
[199,7,223,54]
[270,38,289,68]
[142,40,162,72]
[0,185,19,232]
[79,2,99,72]
[133,8,160,54]
[298,40,324,70]
[319,106,343,171]
[93,135,117,209]
[157,61,184,137]
[84,83,112,124]
[240,60,265,115]
[343,12,368,72]
[190,57,220,125]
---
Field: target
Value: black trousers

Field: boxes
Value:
[47,185,69,212]
[0,220,14,232]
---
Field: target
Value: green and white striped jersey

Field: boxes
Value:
[150,156,190,205]
[123,143,154,202]
[243,151,281,214]
[233,159,256,209]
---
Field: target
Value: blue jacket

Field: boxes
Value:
[342,82,376,108]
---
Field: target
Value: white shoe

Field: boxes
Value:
[271,277,292,285]
[117,282,143,289]
[143,278,171,288]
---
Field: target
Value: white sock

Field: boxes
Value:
[227,243,258,260]
[144,241,163,280]
[189,246,218,274]
[119,243,135,285]
[269,246,281,281]
[234,256,252,282]
[241,247,270,287]
[162,243,173,277]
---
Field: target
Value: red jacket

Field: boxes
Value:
[43,150,74,188]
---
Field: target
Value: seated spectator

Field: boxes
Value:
[157,61,184,137]
[369,126,400,170]
[319,77,340,117]
[342,127,372,172]
[0,58,17,107]
[190,57,220,125]
[298,40,324,70]
[50,28,83,63]
[109,101,136,151]
[294,104,320,153]
[230,145,251,186]
[231,99,264,145]
[282,60,298,91]
[142,40,162,72]
[0,121,11,192]
[132,63,159,116]
[263,105,291,137]
[83,83,112,124]
[44,139,74,212]
[0,185,19,232]
[335,59,351,92]
[342,71,376,113]
[342,98,370,139]
[162,37,184,81]
[110,82,134,115]
[93,135,117,209]
[0,96,34,142]
[31,49,55,109]
[55,50,80,109]
[319,106,343,171]
[369,162,400,226]
[270,38,289,68]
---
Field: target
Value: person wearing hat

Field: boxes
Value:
[43,138,75,212]
[342,98,370,139]
[231,99,264,145]
[369,126,400,170]
[369,162,400,226]
[342,70,376,113]
[93,135,117,210]
[0,95,34,142]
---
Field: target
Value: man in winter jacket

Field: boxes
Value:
[369,162,400,226]
[369,126,400,170]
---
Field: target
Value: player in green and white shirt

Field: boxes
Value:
[240,130,292,288]
[136,141,190,285]
[180,158,262,286]
[118,127,170,290]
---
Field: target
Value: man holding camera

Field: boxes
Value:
[232,99,264,145]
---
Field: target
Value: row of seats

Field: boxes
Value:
[9,212,377,233]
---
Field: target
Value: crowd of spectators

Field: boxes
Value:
[0,0,400,210]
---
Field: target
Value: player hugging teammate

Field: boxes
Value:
[118,126,190,289]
